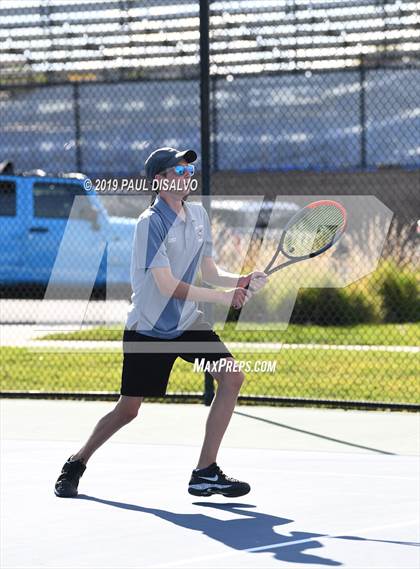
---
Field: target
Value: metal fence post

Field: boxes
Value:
[73,82,82,172]
[359,55,367,170]
[199,0,214,406]
[211,76,218,171]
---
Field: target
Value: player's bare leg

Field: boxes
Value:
[196,359,244,469]
[54,396,143,497]
[188,359,250,497]
[71,395,144,464]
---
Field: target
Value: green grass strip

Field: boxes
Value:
[38,323,420,346]
[1,346,418,404]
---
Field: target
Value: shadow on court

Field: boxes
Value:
[75,494,418,566]
[77,494,339,565]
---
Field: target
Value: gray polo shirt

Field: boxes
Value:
[125,195,213,338]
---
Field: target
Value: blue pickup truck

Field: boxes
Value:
[0,164,136,296]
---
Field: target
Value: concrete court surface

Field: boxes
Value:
[1,399,419,569]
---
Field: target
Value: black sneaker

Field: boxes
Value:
[188,462,250,498]
[54,456,86,498]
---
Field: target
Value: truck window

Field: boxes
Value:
[33,182,87,219]
[0,181,16,217]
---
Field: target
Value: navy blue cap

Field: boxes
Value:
[145,147,197,180]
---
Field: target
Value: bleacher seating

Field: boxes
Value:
[0,0,419,83]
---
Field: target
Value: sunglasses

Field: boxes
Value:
[172,164,195,176]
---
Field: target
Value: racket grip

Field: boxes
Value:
[233,280,249,312]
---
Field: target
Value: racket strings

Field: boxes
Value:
[283,205,345,258]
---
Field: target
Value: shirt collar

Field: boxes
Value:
[153,195,186,226]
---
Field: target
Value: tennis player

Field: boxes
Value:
[54,147,267,499]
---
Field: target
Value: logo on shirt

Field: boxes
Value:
[195,224,204,242]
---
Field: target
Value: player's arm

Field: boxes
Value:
[200,256,267,291]
[151,266,251,308]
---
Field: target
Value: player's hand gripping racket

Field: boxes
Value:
[247,200,347,291]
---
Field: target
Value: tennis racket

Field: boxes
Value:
[254,199,347,280]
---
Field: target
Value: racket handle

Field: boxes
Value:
[233,281,250,312]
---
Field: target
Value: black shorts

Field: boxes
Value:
[120,316,233,397]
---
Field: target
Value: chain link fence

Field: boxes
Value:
[0,0,419,408]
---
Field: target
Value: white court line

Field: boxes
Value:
[246,468,419,481]
[273,343,420,353]
[18,340,420,353]
[150,519,419,568]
